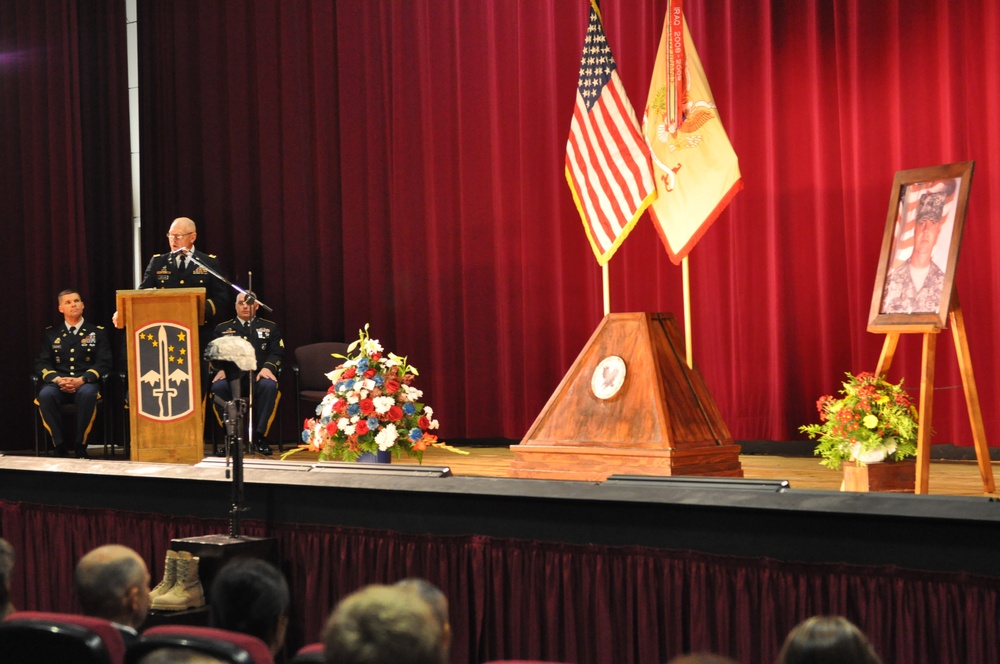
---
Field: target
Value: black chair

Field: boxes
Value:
[31,371,112,458]
[291,341,350,439]
[0,611,126,664]
[125,625,274,664]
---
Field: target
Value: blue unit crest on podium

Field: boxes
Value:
[135,322,195,420]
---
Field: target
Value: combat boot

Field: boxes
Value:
[149,549,185,601]
[151,552,206,610]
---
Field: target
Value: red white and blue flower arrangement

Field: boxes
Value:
[284,325,466,462]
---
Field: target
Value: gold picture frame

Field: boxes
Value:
[868,160,974,332]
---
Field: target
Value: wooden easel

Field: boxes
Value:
[873,294,994,494]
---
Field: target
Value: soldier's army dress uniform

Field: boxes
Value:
[138,248,230,320]
[34,321,113,457]
[210,315,285,454]
[139,248,231,388]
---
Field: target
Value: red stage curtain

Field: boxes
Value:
[1,0,132,445]
[8,0,1000,448]
[4,499,1000,664]
[132,0,1000,447]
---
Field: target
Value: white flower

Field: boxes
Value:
[346,393,359,404]
[337,417,351,431]
[373,396,395,415]
[400,385,423,401]
[360,337,383,356]
[375,424,398,451]
[325,368,343,383]
[428,418,439,430]
[424,406,433,419]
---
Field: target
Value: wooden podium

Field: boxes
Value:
[116,288,206,463]
[511,312,743,481]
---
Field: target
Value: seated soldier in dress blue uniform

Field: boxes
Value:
[210,291,285,455]
[35,289,113,458]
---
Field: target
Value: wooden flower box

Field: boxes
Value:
[842,460,916,493]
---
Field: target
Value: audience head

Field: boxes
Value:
[394,578,451,653]
[778,615,882,664]
[0,537,14,619]
[323,583,447,664]
[667,653,740,664]
[209,557,290,655]
[136,650,225,664]
[74,544,151,628]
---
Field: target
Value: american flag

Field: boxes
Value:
[565,1,656,266]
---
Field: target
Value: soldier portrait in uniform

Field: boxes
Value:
[869,162,973,331]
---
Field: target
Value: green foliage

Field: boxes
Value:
[799,372,919,470]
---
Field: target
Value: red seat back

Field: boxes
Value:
[291,641,326,663]
[127,624,274,664]
[1,611,126,664]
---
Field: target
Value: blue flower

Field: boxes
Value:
[315,404,323,416]
[373,375,384,386]
[342,378,356,390]
[357,358,370,371]
[301,430,311,443]
[367,416,380,430]
[347,403,361,417]
[408,428,423,442]
[403,403,416,415]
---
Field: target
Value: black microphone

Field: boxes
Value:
[169,247,190,257]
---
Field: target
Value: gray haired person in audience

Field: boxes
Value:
[74,544,152,645]
[778,615,883,664]
[323,583,448,664]
[0,537,15,619]
[394,578,451,655]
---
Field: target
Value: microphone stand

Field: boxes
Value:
[178,249,273,313]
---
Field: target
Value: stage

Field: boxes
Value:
[2,444,998,577]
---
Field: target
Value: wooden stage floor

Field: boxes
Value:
[274,445,999,497]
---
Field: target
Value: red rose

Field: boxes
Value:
[364,368,377,378]
[327,385,337,394]
[332,399,347,413]
[388,405,404,421]
[325,421,338,436]
[418,416,430,430]
[360,398,375,415]
[356,420,369,435]
[370,352,381,362]
[342,367,357,379]
[385,378,401,393]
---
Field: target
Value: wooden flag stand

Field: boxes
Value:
[510,312,742,481]
[872,293,994,494]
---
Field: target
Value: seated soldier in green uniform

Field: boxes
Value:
[35,289,112,458]
[210,291,284,455]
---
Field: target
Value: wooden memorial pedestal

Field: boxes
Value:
[116,288,206,463]
[511,312,742,481]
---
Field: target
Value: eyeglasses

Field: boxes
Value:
[166,232,194,240]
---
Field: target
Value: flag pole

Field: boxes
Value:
[682,255,693,369]
[602,263,610,317]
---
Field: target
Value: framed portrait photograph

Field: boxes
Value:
[868,161,974,332]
